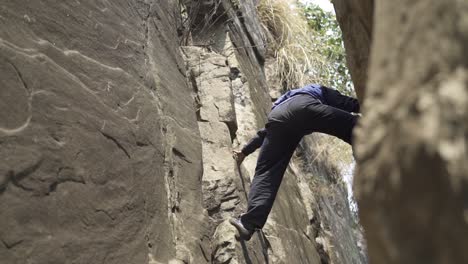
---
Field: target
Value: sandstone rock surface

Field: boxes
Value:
[355,1,468,263]
[0,1,208,263]
[333,0,468,263]
[332,0,373,100]
[1,1,366,263]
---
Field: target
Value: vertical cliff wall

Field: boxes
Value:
[333,0,373,100]
[356,1,468,263]
[333,0,468,263]
[0,1,208,263]
[0,1,365,263]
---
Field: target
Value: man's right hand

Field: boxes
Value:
[233,150,246,166]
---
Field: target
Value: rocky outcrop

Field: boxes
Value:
[332,0,373,100]
[0,1,208,263]
[185,2,367,263]
[1,0,365,263]
[333,0,468,263]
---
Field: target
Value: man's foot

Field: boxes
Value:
[229,218,255,241]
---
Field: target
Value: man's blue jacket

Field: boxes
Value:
[241,84,359,155]
[272,84,324,110]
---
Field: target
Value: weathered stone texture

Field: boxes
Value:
[348,0,468,263]
[332,0,373,100]
[291,136,368,264]
[1,0,367,263]
[0,1,208,263]
[221,0,272,120]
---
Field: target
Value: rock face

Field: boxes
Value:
[332,0,373,100]
[333,0,468,263]
[0,1,365,263]
[0,1,207,263]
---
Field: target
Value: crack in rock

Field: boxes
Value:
[100,131,131,159]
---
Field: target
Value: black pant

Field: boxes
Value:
[241,91,359,230]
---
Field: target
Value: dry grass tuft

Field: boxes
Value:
[257,0,328,89]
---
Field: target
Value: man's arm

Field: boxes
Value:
[241,128,267,155]
[321,86,360,113]
[233,128,267,165]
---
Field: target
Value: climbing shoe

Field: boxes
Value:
[229,218,255,241]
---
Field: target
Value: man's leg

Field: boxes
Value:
[240,124,302,230]
[321,86,360,113]
[304,102,358,144]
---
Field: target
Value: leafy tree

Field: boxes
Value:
[301,3,354,96]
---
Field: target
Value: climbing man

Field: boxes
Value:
[230,83,360,240]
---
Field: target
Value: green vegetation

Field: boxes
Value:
[257,0,329,90]
[301,2,354,96]
[256,0,353,96]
